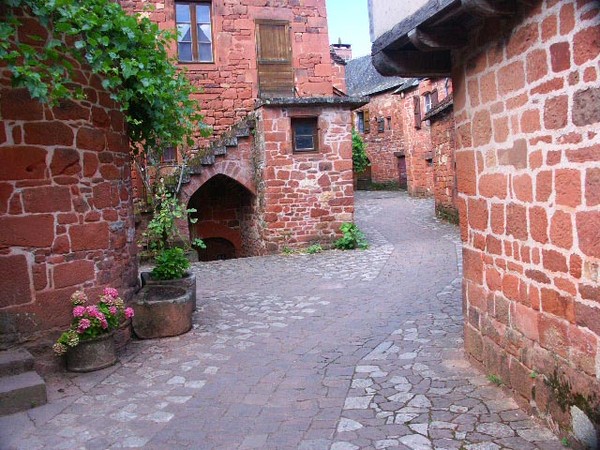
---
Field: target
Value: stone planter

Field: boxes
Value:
[114,319,132,351]
[141,271,197,310]
[66,332,117,373]
[132,285,194,339]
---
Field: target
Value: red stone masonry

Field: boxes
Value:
[257,103,354,252]
[120,0,335,140]
[425,96,458,223]
[0,10,138,366]
[399,78,452,197]
[454,0,600,432]
[355,92,406,186]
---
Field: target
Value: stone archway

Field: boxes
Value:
[187,174,261,261]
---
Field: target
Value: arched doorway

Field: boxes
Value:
[187,174,257,261]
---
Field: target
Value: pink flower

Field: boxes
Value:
[77,318,91,333]
[103,287,119,299]
[124,307,135,319]
[109,306,118,315]
[72,306,85,318]
[70,290,88,305]
[100,318,108,329]
[86,305,99,316]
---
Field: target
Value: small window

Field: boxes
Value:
[386,117,392,130]
[176,1,213,63]
[424,92,433,113]
[162,146,176,163]
[357,111,365,133]
[292,117,318,152]
[377,117,385,133]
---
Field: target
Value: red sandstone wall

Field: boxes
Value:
[0,14,138,360]
[121,0,335,139]
[429,103,458,222]
[257,105,354,251]
[355,92,405,185]
[454,0,600,433]
[399,78,451,197]
[331,58,347,94]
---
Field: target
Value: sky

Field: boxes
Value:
[325,0,372,59]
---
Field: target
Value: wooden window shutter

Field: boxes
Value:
[432,89,439,106]
[364,109,370,133]
[413,96,421,129]
[256,20,294,98]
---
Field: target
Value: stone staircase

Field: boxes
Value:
[182,115,257,182]
[0,348,47,416]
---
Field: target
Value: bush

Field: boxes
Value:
[306,244,323,254]
[151,247,190,280]
[333,223,368,250]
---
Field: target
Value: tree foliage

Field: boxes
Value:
[0,0,209,155]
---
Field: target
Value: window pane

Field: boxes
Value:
[196,4,211,23]
[295,135,314,150]
[294,122,314,136]
[178,43,192,61]
[197,24,212,43]
[175,4,190,22]
[177,24,191,42]
[199,43,213,62]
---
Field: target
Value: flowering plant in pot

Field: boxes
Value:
[53,288,134,372]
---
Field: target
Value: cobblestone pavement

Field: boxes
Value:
[1,192,563,449]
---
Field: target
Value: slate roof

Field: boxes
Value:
[345,55,417,97]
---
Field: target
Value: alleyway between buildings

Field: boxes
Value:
[1,192,562,450]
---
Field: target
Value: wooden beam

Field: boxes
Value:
[462,0,517,17]
[408,26,468,51]
[372,50,452,78]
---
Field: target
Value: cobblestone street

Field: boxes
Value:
[0,192,562,449]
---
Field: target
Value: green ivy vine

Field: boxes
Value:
[0,0,209,154]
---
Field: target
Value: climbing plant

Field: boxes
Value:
[352,130,370,174]
[0,0,209,155]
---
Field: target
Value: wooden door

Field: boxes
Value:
[397,155,408,189]
[256,20,294,98]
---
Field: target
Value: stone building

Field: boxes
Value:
[122,0,366,259]
[370,0,600,445]
[346,56,455,206]
[0,8,139,367]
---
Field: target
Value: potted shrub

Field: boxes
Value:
[53,288,134,372]
[133,180,205,339]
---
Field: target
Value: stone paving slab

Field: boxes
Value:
[0,192,561,449]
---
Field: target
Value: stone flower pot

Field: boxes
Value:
[132,285,194,339]
[140,271,197,310]
[66,332,117,373]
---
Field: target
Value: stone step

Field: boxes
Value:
[200,154,216,165]
[223,136,238,147]
[0,348,34,377]
[0,371,47,416]
[212,145,227,156]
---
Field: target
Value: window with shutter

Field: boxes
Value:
[364,110,371,133]
[256,20,294,98]
[432,89,439,106]
[413,96,421,129]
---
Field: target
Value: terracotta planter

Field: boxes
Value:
[132,285,194,339]
[140,271,197,310]
[66,332,117,373]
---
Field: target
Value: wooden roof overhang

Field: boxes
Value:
[371,0,525,77]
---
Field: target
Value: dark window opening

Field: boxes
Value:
[162,146,176,163]
[292,117,318,152]
[176,1,213,63]
[386,117,392,130]
[357,111,365,133]
[377,117,385,133]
